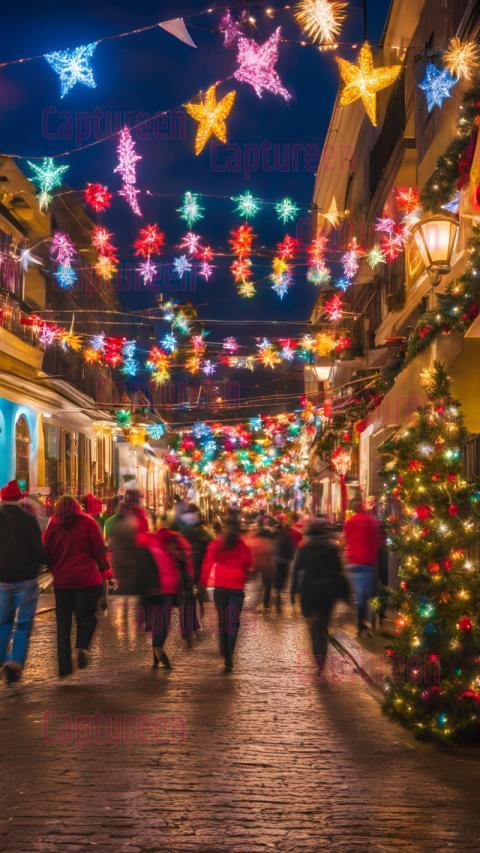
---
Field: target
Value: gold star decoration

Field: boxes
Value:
[185,84,236,156]
[320,196,342,229]
[336,42,402,126]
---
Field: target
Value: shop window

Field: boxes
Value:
[15,415,30,491]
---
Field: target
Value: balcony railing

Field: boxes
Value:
[369,71,406,198]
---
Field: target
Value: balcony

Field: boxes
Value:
[369,72,406,198]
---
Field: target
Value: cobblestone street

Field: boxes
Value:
[1,597,480,852]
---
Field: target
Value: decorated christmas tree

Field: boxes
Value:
[380,363,480,742]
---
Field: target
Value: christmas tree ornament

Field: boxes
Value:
[114,126,142,216]
[45,42,97,98]
[419,63,457,112]
[178,191,204,228]
[443,37,480,82]
[234,191,261,220]
[27,157,69,210]
[234,28,291,100]
[294,0,347,45]
[275,197,299,224]
[336,42,402,126]
[84,183,112,212]
[185,84,236,155]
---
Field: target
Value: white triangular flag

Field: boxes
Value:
[159,18,197,48]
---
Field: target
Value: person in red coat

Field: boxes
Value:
[43,496,109,677]
[200,513,252,672]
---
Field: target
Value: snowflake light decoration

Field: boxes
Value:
[45,42,97,98]
[50,232,76,267]
[223,336,239,353]
[180,232,202,255]
[230,257,252,282]
[90,333,106,352]
[55,264,77,288]
[234,28,291,100]
[114,126,142,216]
[95,256,116,281]
[122,341,139,377]
[272,275,292,300]
[278,235,300,260]
[219,9,245,46]
[148,423,166,440]
[138,258,158,285]
[84,182,112,212]
[335,277,350,291]
[198,261,214,280]
[185,84,236,155]
[307,263,331,285]
[173,255,192,279]
[230,224,256,256]
[134,224,165,258]
[275,197,299,224]
[336,41,402,126]
[279,339,297,361]
[250,416,263,431]
[294,0,347,45]
[395,186,420,214]
[419,63,457,112]
[324,293,343,321]
[367,246,386,269]
[342,246,360,280]
[442,191,461,215]
[233,191,261,220]
[375,214,396,234]
[28,157,69,210]
[178,191,204,228]
[161,333,178,353]
[202,359,216,376]
[238,280,256,298]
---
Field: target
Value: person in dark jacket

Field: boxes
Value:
[175,504,212,628]
[273,519,296,612]
[292,519,349,671]
[43,496,109,677]
[0,480,47,684]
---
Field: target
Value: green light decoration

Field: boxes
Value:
[367,246,386,269]
[233,191,261,220]
[275,197,299,224]
[177,191,204,229]
[27,157,69,210]
[115,409,132,427]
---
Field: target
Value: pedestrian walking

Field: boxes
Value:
[175,504,212,626]
[139,526,195,668]
[342,499,381,638]
[0,480,47,684]
[246,521,276,610]
[200,515,252,672]
[43,496,109,677]
[273,518,296,612]
[293,519,349,672]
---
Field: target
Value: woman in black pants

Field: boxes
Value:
[43,497,109,677]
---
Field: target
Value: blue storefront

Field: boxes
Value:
[0,399,38,491]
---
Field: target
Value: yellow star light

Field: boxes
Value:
[320,196,341,229]
[443,37,480,82]
[336,42,402,126]
[294,0,347,46]
[238,280,256,298]
[185,84,236,156]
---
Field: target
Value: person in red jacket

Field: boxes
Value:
[137,527,194,668]
[343,499,381,638]
[200,513,252,672]
[43,496,109,677]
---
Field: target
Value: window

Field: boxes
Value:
[15,415,30,491]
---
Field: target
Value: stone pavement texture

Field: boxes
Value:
[1,598,480,852]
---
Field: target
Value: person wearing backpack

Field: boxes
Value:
[0,480,48,684]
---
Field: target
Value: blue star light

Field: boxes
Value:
[148,423,166,440]
[336,277,351,292]
[249,416,263,432]
[271,276,291,300]
[54,264,77,288]
[419,64,457,112]
[45,42,97,98]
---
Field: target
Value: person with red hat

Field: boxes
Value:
[0,480,47,685]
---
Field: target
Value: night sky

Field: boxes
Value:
[1,0,391,402]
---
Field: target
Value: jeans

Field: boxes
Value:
[214,587,244,664]
[349,564,376,629]
[143,594,196,648]
[55,586,101,676]
[0,579,39,668]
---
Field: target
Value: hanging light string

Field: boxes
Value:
[0,0,427,72]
